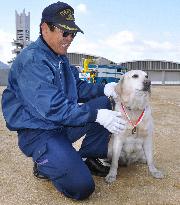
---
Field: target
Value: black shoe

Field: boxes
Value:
[33,162,49,180]
[84,158,110,177]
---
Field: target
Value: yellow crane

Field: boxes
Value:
[81,58,97,83]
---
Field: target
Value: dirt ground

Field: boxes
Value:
[0,86,180,205]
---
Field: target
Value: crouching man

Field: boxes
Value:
[1,1,125,200]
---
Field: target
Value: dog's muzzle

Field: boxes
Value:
[143,79,151,91]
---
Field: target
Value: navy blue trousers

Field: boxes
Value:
[17,122,110,200]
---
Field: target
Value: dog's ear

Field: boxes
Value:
[115,75,124,97]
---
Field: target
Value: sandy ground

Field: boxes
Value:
[0,86,180,205]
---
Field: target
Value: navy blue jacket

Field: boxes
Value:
[2,37,111,130]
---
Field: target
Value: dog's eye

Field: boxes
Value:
[132,74,139,78]
[145,75,148,79]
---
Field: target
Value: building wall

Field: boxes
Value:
[120,60,180,85]
[164,71,180,84]
[66,52,115,66]
[121,60,180,71]
[67,53,94,66]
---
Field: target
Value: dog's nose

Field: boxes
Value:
[143,79,151,86]
[143,79,151,91]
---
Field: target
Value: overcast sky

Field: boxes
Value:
[0,0,180,64]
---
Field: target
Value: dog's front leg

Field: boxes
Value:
[105,135,123,183]
[143,135,164,179]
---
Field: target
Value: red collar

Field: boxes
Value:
[121,103,145,134]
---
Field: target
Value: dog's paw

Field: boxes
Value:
[151,170,164,179]
[105,173,117,183]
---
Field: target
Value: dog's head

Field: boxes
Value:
[115,70,151,108]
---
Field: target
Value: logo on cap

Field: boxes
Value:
[59,9,75,21]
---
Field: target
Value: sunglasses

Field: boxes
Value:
[62,31,77,38]
[53,25,77,38]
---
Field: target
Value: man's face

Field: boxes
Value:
[41,23,75,55]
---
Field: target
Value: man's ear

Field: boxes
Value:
[114,75,124,97]
[41,22,50,35]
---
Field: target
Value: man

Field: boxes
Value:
[1,1,125,200]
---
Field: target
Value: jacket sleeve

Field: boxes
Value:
[70,65,105,102]
[17,60,111,127]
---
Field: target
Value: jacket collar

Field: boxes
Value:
[35,36,67,62]
[40,35,58,56]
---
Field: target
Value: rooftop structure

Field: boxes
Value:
[12,9,31,56]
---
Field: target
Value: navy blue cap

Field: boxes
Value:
[41,1,84,33]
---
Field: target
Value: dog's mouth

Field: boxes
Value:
[142,85,151,92]
[135,87,151,95]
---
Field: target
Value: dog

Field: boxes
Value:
[105,70,164,183]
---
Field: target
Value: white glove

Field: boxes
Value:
[104,82,118,98]
[95,109,126,134]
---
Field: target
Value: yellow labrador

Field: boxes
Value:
[106,70,164,183]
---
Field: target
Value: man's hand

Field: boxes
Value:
[95,109,126,134]
[104,82,117,99]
